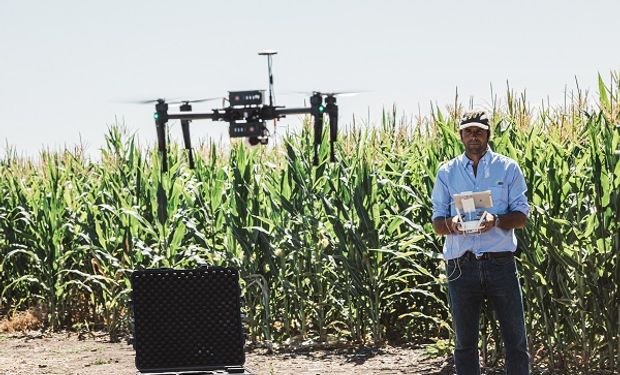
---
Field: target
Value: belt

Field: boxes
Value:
[461,251,513,261]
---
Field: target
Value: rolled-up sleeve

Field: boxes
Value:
[508,164,530,216]
[431,168,451,220]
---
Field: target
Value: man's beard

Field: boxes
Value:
[466,142,485,154]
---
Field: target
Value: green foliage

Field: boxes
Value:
[0,74,618,371]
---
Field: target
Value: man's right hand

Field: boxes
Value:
[447,215,464,234]
[432,216,464,235]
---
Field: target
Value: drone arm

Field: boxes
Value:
[167,112,222,121]
[160,102,329,167]
[274,107,312,116]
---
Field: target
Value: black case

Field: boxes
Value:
[130,267,254,374]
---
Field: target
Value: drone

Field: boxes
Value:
[147,50,351,172]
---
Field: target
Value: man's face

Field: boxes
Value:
[460,127,489,155]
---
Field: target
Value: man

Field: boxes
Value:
[431,112,531,374]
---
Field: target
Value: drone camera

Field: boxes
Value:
[248,136,269,146]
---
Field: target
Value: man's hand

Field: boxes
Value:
[432,215,465,236]
[478,211,496,233]
[448,215,464,234]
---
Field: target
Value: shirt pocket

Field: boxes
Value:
[489,186,509,210]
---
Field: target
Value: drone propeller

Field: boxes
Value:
[284,90,365,98]
[114,96,224,107]
[316,90,364,97]
[168,97,222,105]
[113,97,177,105]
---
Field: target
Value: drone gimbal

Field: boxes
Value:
[152,51,340,172]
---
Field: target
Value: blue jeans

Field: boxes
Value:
[447,254,530,375]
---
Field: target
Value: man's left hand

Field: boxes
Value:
[479,211,496,233]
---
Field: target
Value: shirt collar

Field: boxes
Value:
[459,145,493,169]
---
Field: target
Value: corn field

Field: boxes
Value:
[0,74,618,372]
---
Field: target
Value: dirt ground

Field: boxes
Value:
[3,332,616,375]
[0,331,465,375]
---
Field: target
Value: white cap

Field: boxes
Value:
[459,121,489,130]
[459,112,490,130]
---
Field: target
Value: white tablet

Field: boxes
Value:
[452,190,493,212]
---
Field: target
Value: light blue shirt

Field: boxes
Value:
[431,147,530,260]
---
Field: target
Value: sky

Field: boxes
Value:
[1,0,619,158]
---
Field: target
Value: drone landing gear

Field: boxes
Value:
[325,95,338,163]
[310,93,339,165]
[180,102,195,169]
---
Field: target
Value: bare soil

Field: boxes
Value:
[0,331,459,374]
